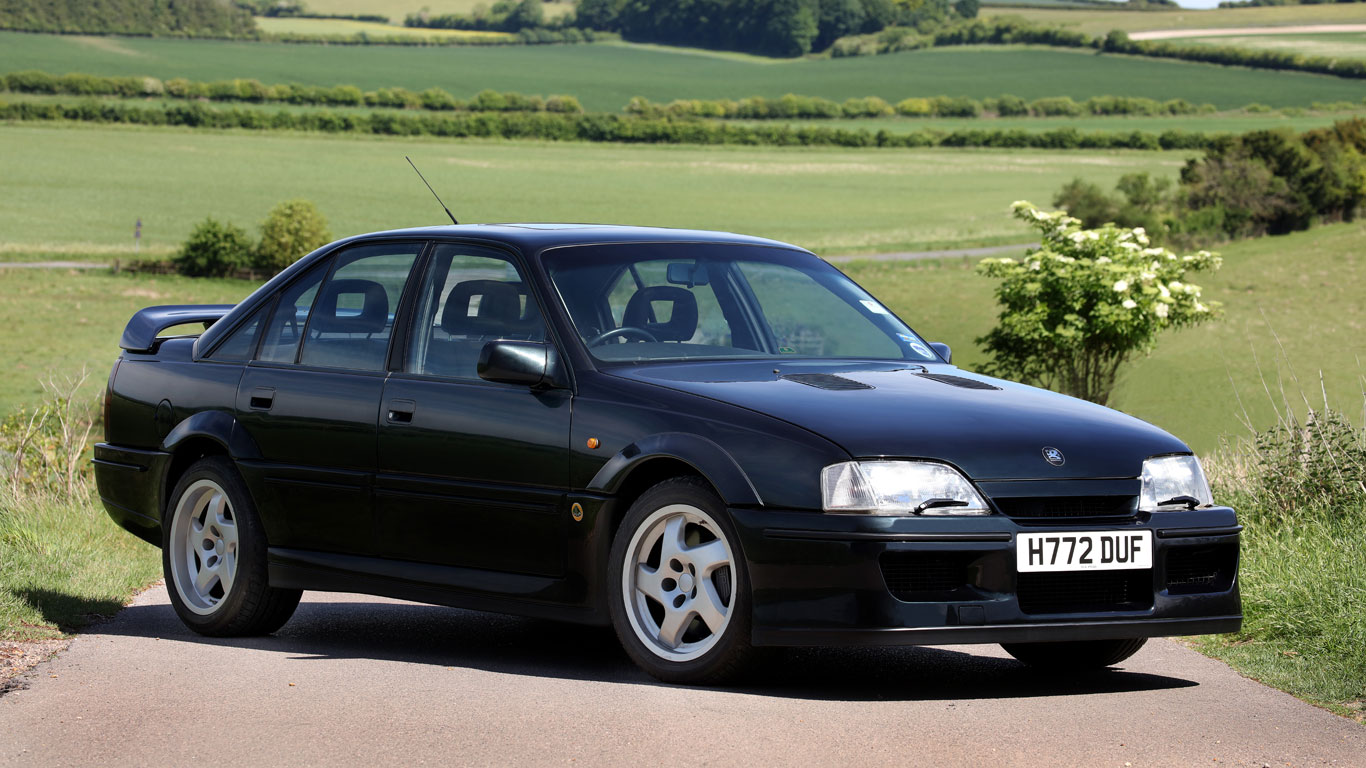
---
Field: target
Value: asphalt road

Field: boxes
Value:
[2,585,1362,767]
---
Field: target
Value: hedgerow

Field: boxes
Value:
[0,72,584,114]
[624,93,1216,120]
[0,99,1218,151]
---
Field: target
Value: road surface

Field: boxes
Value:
[1,585,1362,767]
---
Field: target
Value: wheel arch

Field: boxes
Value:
[160,410,261,523]
[588,433,761,509]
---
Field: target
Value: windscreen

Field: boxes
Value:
[542,243,939,364]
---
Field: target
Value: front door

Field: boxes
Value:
[234,241,423,556]
[376,242,572,577]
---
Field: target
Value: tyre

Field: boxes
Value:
[163,456,302,636]
[608,477,753,685]
[1001,637,1148,669]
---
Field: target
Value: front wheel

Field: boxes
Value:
[1001,638,1148,669]
[608,477,753,685]
[163,456,301,636]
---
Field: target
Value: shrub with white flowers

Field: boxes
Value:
[974,201,1222,405]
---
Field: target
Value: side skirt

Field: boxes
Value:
[267,547,610,627]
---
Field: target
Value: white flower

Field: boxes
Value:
[1096,256,1112,264]
[1132,227,1146,236]
[996,257,1015,264]
[1086,231,1099,241]
[1011,200,1028,209]
[1113,280,1129,292]
[1141,271,1156,282]
[1029,261,1041,271]
[1144,247,1165,256]
[1031,209,1049,221]
[1119,242,1140,251]
[1168,281,1183,292]
[1158,284,1170,298]
[1069,231,1086,243]
[1155,302,1169,319]
[1194,301,1208,313]
[1122,299,1137,309]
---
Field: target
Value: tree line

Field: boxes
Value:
[0,0,255,36]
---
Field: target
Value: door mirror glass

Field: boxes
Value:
[930,342,952,363]
[477,340,560,388]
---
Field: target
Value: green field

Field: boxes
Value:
[0,123,1189,261]
[1174,32,1366,59]
[254,16,514,39]
[983,3,1366,37]
[3,33,1366,110]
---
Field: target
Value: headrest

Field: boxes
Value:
[622,286,698,342]
[311,279,388,334]
[442,279,521,337]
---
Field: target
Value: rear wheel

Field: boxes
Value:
[608,477,753,685]
[163,456,301,636]
[1001,638,1148,669]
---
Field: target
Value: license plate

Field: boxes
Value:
[1016,530,1153,573]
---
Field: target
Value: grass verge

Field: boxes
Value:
[1190,512,1366,722]
[0,491,161,643]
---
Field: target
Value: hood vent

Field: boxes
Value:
[916,373,1001,391]
[781,373,872,391]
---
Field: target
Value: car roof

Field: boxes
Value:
[339,223,810,254]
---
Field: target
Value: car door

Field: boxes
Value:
[234,240,424,556]
[375,242,572,577]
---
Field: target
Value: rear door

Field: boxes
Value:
[234,241,424,556]
[375,242,572,577]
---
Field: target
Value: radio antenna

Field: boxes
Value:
[405,156,458,225]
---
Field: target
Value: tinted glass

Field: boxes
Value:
[207,306,263,362]
[258,262,327,364]
[298,243,421,371]
[406,243,546,380]
[543,243,936,364]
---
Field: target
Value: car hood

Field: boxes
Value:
[607,361,1188,481]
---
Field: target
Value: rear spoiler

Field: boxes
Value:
[120,304,237,353]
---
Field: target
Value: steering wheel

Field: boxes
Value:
[587,326,659,347]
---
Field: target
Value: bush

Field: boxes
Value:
[254,200,332,274]
[174,218,253,278]
[975,202,1221,405]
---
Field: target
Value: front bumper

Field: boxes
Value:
[730,506,1242,647]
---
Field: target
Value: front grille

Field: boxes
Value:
[994,495,1137,523]
[1165,545,1237,595]
[880,551,975,600]
[1018,570,1153,614]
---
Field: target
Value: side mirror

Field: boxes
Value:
[929,342,952,363]
[478,340,564,389]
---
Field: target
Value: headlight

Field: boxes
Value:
[1139,455,1213,512]
[820,460,991,516]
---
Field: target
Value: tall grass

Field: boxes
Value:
[1197,356,1366,719]
[0,374,160,642]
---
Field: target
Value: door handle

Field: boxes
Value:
[386,399,416,424]
[249,387,275,411]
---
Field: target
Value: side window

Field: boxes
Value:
[298,243,421,371]
[406,244,546,380]
[258,262,327,363]
[207,307,264,362]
